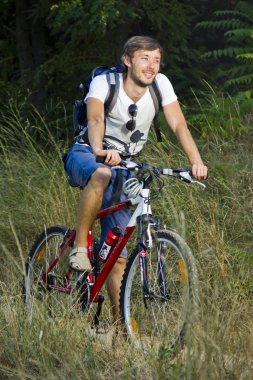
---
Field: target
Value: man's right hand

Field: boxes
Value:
[93,148,121,166]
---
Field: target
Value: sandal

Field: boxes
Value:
[69,246,92,272]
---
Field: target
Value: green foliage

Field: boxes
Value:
[237,53,253,61]
[225,72,253,86]
[203,47,249,58]
[0,87,71,150]
[196,1,253,96]
[184,83,252,141]
[225,28,253,38]
[197,19,244,30]
[1,0,253,108]
[12,0,199,100]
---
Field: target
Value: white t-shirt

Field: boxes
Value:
[85,73,177,156]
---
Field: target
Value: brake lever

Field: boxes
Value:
[179,171,206,189]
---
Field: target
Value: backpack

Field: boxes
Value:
[73,65,163,145]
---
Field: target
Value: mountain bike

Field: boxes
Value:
[23,159,205,351]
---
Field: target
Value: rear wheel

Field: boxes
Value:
[120,229,198,351]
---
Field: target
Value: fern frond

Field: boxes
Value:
[225,28,253,39]
[196,19,244,30]
[215,68,250,82]
[214,10,253,24]
[202,47,250,59]
[225,73,253,87]
[224,64,253,77]
[236,53,253,62]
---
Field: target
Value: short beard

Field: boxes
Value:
[130,70,154,88]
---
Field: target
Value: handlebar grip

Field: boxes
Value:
[96,156,128,168]
[96,156,106,163]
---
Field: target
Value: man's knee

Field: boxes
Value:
[90,167,112,188]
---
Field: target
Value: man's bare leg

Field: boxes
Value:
[74,166,126,321]
[70,167,111,270]
[106,257,127,323]
[75,167,111,247]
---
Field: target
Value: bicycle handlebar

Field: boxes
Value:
[96,156,206,189]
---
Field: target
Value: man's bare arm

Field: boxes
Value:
[87,98,121,165]
[163,101,208,179]
[87,97,105,151]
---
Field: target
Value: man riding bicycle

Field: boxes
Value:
[64,35,208,321]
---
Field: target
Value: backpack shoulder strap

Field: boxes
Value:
[104,70,120,115]
[149,79,163,142]
[149,79,162,113]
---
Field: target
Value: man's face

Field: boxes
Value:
[124,49,161,87]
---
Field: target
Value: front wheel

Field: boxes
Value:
[120,229,198,351]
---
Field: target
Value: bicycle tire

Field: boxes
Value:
[24,225,74,317]
[120,229,198,351]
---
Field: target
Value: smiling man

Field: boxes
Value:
[64,35,208,321]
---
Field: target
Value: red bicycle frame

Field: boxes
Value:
[42,199,136,302]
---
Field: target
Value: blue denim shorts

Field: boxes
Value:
[64,144,132,258]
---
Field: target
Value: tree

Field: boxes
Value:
[196,1,253,96]
[15,0,49,106]
[44,0,198,99]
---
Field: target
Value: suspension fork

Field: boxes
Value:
[137,216,170,303]
[138,244,149,293]
[157,243,170,300]
[136,216,149,305]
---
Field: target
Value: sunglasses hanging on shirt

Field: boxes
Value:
[126,104,138,132]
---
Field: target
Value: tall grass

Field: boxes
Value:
[0,98,253,379]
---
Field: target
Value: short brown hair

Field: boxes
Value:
[121,35,164,65]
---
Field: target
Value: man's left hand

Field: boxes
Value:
[191,163,208,180]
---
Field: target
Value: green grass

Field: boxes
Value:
[0,102,253,379]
